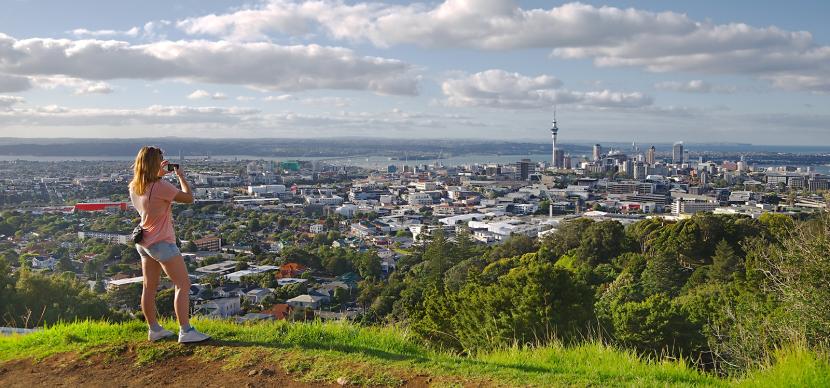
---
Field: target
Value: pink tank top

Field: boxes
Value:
[129,179,181,246]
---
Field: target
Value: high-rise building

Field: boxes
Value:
[672,142,684,165]
[646,146,656,165]
[554,149,565,169]
[592,144,602,162]
[518,159,531,180]
[633,162,647,180]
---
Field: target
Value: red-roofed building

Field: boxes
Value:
[263,304,293,320]
[74,202,129,212]
[277,263,307,279]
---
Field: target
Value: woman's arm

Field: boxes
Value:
[173,166,195,204]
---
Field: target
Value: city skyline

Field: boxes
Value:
[0,0,829,144]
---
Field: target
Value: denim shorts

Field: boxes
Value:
[136,242,181,263]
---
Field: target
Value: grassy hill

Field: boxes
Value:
[0,319,827,387]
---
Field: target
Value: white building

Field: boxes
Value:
[335,204,358,218]
[195,260,238,276]
[31,256,58,271]
[78,231,130,245]
[305,194,344,206]
[414,182,439,191]
[286,294,326,309]
[672,198,718,215]
[407,192,433,206]
[248,184,286,196]
[310,224,325,234]
[223,265,280,283]
[439,213,486,226]
[105,276,144,290]
[195,297,241,318]
[512,203,538,215]
[468,219,546,242]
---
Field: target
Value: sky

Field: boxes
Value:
[0,0,828,145]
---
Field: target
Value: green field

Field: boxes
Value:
[1,319,827,387]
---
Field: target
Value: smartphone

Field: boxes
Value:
[167,163,180,172]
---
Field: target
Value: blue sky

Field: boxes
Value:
[0,0,828,145]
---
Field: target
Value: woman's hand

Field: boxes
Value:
[159,160,170,177]
[174,165,186,178]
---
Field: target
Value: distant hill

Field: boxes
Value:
[1,319,827,387]
[1,138,828,159]
[0,137,567,158]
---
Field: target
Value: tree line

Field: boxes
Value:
[357,212,828,375]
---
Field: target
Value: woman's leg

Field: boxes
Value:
[159,256,192,329]
[141,256,162,328]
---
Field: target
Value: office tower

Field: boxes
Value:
[593,144,602,162]
[633,162,646,180]
[518,159,531,180]
[673,141,684,165]
[646,146,655,165]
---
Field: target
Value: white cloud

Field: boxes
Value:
[175,1,830,91]
[69,27,140,38]
[263,94,351,107]
[654,80,736,94]
[29,76,115,95]
[187,89,227,100]
[0,103,481,136]
[0,74,32,92]
[442,69,652,109]
[74,82,114,95]
[0,95,25,108]
[0,33,419,95]
[0,104,260,127]
[263,94,296,102]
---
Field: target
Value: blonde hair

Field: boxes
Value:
[129,146,163,195]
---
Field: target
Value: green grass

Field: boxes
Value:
[0,318,827,387]
[735,346,830,387]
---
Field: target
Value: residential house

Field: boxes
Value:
[245,287,274,304]
[215,284,242,298]
[30,256,57,270]
[235,313,275,324]
[286,294,326,309]
[278,263,307,279]
[195,296,241,318]
[263,303,293,320]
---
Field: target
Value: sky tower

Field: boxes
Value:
[550,108,559,169]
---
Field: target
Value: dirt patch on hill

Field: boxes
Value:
[0,342,468,388]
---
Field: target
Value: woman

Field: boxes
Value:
[129,146,209,343]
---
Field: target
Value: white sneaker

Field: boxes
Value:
[178,327,210,343]
[148,328,175,342]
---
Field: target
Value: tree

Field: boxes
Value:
[155,287,176,318]
[93,279,106,294]
[56,255,73,273]
[711,240,740,282]
[105,283,143,310]
[640,254,688,298]
[487,234,537,260]
[574,221,632,266]
[449,254,594,352]
[540,218,593,261]
[750,213,830,346]
[182,240,198,253]
[13,270,112,328]
[611,294,700,356]
[422,229,455,282]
